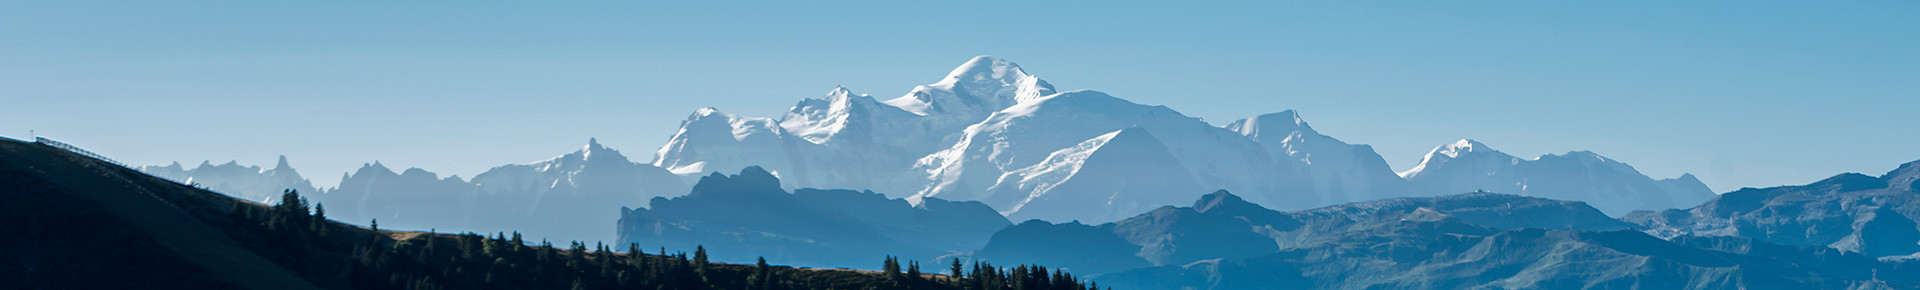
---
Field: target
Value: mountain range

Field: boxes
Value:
[139,56,1715,240]
[55,55,1920,290]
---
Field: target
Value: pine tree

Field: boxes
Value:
[1012,265,1029,290]
[882,256,902,281]
[310,203,328,237]
[568,242,588,272]
[1033,265,1049,288]
[693,245,709,272]
[754,257,771,290]
[906,260,922,285]
[950,258,966,281]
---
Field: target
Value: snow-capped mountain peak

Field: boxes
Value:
[1224,110,1314,142]
[826,85,855,99]
[944,55,1027,84]
[1399,139,1504,178]
[779,86,893,144]
[883,56,1055,117]
[1437,139,1493,159]
[1224,110,1419,207]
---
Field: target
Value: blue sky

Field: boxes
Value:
[4,1,1917,192]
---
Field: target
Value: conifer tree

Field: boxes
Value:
[754,257,771,290]
[906,260,922,285]
[882,256,902,280]
[950,258,966,280]
[693,245,709,272]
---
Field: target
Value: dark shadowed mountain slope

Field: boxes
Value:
[973,220,1152,276]
[0,138,1089,290]
[0,138,317,289]
[618,166,1011,269]
[1625,160,1920,258]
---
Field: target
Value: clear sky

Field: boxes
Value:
[4,1,1917,192]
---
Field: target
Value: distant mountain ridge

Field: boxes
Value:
[144,139,687,243]
[138,156,318,204]
[1399,139,1718,215]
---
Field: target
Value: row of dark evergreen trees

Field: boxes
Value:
[883,256,1100,290]
[220,190,1103,290]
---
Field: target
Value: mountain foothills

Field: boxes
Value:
[142,56,1714,240]
[992,187,1920,289]
[0,137,1100,290]
[1625,160,1920,259]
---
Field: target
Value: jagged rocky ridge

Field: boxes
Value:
[138,156,319,204]
[328,139,687,243]
[145,139,688,243]
[617,166,1010,268]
